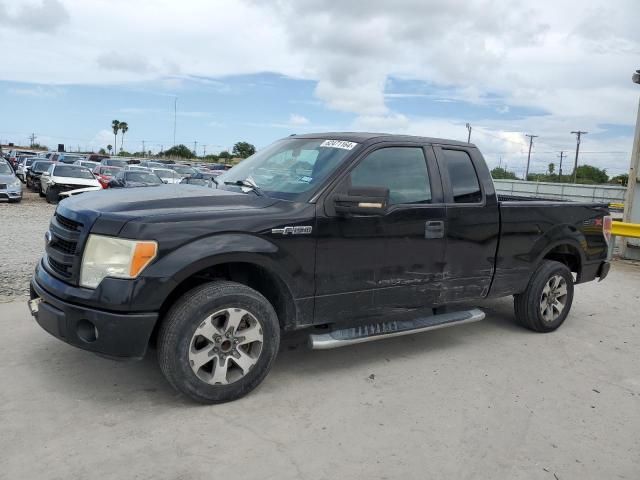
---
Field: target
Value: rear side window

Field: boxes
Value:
[349,147,431,205]
[443,149,482,203]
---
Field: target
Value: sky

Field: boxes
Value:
[0,0,639,177]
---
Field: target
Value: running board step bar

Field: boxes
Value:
[309,308,485,350]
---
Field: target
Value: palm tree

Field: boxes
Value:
[119,122,128,153]
[111,120,120,155]
[107,145,112,155]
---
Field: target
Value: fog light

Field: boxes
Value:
[76,320,99,343]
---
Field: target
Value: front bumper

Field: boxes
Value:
[30,276,158,360]
[0,188,22,200]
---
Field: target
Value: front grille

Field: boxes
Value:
[56,214,83,231]
[44,213,86,284]
[0,184,6,189]
[47,256,72,278]
[50,236,76,254]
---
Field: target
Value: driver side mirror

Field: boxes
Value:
[333,186,389,216]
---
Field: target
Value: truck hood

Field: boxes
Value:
[57,184,279,229]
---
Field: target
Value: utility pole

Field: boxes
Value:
[525,134,538,180]
[142,140,146,155]
[465,123,472,143]
[193,141,198,157]
[621,69,640,259]
[202,145,207,157]
[571,130,588,183]
[558,151,566,176]
[29,133,37,147]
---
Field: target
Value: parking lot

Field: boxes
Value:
[0,192,639,479]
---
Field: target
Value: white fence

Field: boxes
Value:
[493,179,626,204]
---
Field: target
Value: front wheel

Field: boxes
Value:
[45,186,59,204]
[158,281,280,404]
[514,260,574,332]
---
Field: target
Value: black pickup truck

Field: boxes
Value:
[29,133,612,403]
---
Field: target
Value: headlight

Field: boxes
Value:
[10,179,21,188]
[80,234,158,289]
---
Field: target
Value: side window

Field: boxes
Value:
[349,147,431,205]
[442,149,482,203]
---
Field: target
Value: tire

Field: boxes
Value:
[26,178,32,189]
[37,184,45,197]
[45,187,59,204]
[514,260,574,332]
[158,281,280,404]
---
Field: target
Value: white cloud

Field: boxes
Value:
[8,85,65,97]
[0,0,70,33]
[0,0,638,174]
[288,113,310,126]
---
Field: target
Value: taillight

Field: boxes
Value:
[603,215,612,245]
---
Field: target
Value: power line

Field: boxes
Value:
[571,130,588,183]
[525,134,538,180]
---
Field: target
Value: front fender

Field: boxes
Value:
[142,233,306,298]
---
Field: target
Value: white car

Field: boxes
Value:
[73,160,100,171]
[152,168,183,184]
[40,164,102,204]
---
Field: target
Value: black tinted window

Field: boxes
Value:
[350,147,431,205]
[443,150,482,203]
[32,161,53,172]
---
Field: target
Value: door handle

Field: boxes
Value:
[425,220,445,239]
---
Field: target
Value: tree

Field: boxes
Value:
[119,122,128,152]
[232,142,256,159]
[218,150,231,159]
[117,150,132,157]
[491,167,518,180]
[163,144,195,159]
[111,120,120,155]
[574,164,608,184]
[548,162,555,175]
[107,144,112,155]
[609,174,628,187]
[98,148,107,154]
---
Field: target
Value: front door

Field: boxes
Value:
[314,144,446,325]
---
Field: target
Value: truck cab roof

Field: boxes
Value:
[290,132,475,148]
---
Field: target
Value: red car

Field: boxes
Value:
[92,165,122,188]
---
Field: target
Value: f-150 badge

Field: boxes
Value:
[271,226,313,235]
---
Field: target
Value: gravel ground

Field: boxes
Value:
[0,189,55,302]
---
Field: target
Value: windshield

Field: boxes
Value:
[105,159,128,168]
[98,166,121,176]
[0,162,13,174]
[171,165,197,175]
[153,169,177,179]
[54,165,95,179]
[32,161,53,173]
[126,172,162,184]
[217,138,358,200]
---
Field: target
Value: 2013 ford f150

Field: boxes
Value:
[29,133,612,403]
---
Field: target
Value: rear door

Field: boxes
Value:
[314,143,446,323]
[433,145,500,302]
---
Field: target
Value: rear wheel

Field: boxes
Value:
[158,281,280,404]
[514,260,574,332]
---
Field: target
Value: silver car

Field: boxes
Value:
[0,160,22,203]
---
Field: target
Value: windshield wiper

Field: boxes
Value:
[223,178,264,196]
